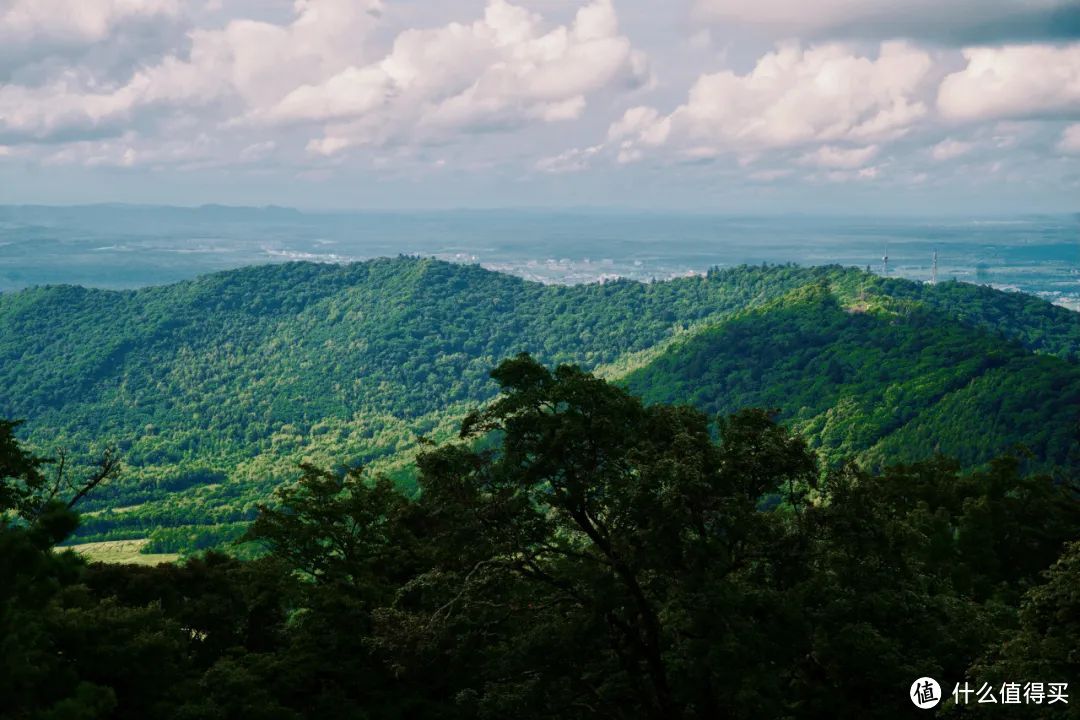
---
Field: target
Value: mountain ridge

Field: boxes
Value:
[1,256,1077,552]
[624,282,1080,470]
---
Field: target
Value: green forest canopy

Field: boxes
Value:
[2,357,1079,719]
[1,257,1078,553]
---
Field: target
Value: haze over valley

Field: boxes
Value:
[2,205,1078,310]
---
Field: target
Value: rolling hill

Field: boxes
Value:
[1,257,1077,553]
[624,283,1080,470]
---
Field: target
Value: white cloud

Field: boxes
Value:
[0,52,238,143]
[168,0,386,109]
[938,44,1080,122]
[0,0,648,159]
[608,106,670,145]
[0,0,179,46]
[282,0,649,153]
[800,144,879,169]
[0,0,1074,204]
[36,129,280,171]
[612,42,933,163]
[1060,123,1080,153]
[931,138,975,161]
[264,66,391,125]
[0,0,182,76]
[0,0,385,143]
[536,144,603,173]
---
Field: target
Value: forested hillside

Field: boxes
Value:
[625,284,1080,470]
[1,257,1078,553]
[3,358,1079,719]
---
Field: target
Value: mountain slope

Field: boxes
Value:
[0,259,843,460]
[624,284,1080,469]
[1,257,1078,551]
[2,259,856,547]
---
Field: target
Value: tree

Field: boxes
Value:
[0,419,129,720]
[969,540,1080,719]
[6,350,1073,720]
[403,354,819,719]
[243,465,457,719]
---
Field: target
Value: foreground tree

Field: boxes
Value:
[967,540,1080,719]
[0,420,127,719]
[402,354,816,719]
[4,356,1078,719]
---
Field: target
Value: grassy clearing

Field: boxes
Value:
[63,538,180,566]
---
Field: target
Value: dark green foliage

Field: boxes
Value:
[970,541,1080,719]
[246,464,422,596]
[0,259,821,444]
[1,259,844,547]
[626,284,1080,470]
[143,521,251,554]
[862,276,1080,361]
[3,357,1079,718]
[407,357,823,718]
[0,417,136,719]
[1,258,1078,553]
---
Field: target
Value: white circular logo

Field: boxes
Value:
[911,677,942,709]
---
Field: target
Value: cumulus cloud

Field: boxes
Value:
[0,0,182,80]
[693,0,1080,44]
[288,0,650,154]
[0,49,234,144]
[938,44,1080,122]
[0,0,179,50]
[1,0,1075,203]
[608,106,670,145]
[0,0,648,159]
[0,0,386,144]
[612,42,933,163]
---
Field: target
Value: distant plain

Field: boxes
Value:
[2,206,1077,310]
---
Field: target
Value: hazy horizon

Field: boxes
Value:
[3,205,1076,313]
[2,202,1077,218]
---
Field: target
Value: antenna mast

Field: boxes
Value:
[882,244,889,276]
[931,250,938,285]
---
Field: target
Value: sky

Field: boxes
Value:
[1,0,1079,213]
